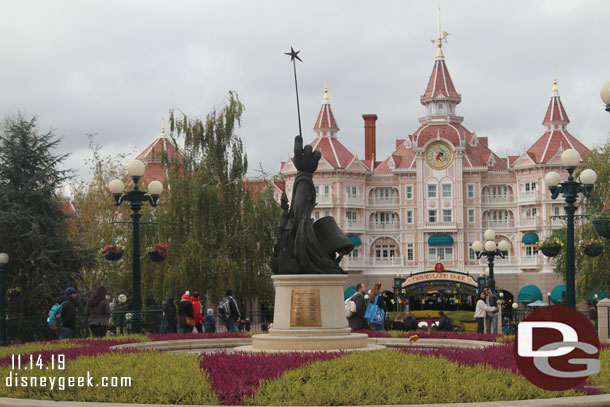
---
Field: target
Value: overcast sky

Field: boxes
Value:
[2,1,609,182]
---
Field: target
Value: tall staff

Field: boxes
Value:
[284,47,303,137]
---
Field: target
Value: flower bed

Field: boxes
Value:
[146,332,249,342]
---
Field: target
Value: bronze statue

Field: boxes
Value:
[272,135,354,274]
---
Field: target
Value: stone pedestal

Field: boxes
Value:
[247,274,369,351]
[597,298,610,344]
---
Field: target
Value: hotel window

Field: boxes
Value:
[407,243,414,261]
[428,210,437,223]
[442,209,452,222]
[348,247,360,259]
[313,211,320,220]
[468,209,475,223]
[525,245,538,257]
[324,185,330,195]
[406,185,413,200]
[374,212,396,224]
[345,186,359,197]
[427,184,437,198]
[375,244,396,258]
[468,244,476,260]
[525,182,537,192]
[438,103,444,113]
[467,184,475,198]
[374,187,396,201]
[553,206,561,217]
[525,208,538,218]
[442,183,452,198]
[324,210,330,217]
[346,210,358,221]
[448,104,453,113]
[429,246,453,260]
[406,210,413,224]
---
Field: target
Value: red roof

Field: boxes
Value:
[413,123,469,148]
[543,93,569,124]
[421,57,461,103]
[310,136,355,169]
[136,125,184,184]
[314,98,339,131]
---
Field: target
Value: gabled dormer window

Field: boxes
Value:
[470,136,477,147]
[437,103,444,113]
[448,104,453,113]
[388,157,395,169]
[488,156,495,166]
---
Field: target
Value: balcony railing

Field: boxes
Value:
[519,217,540,228]
[344,219,364,230]
[482,195,514,204]
[520,256,540,266]
[317,194,332,205]
[343,257,364,268]
[366,257,404,267]
[368,222,399,231]
[518,191,538,202]
[368,197,400,206]
[424,221,457,229]
[480,256,515,265]
[482,220,515,229]
[345,195,364,205]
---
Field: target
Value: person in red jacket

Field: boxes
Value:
[191,291,204,333]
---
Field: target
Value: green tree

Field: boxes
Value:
[152,91,277,310]
[0,114,94,316]
[554,140,610,302]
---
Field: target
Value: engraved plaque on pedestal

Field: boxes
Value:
[290,288,321,327]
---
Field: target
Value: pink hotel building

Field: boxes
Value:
[277,39,589,304]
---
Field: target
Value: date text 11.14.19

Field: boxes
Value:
[11,354,65,370]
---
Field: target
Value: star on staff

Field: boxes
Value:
[284,47,302,63]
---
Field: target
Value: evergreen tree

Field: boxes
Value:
[0,114,94,316]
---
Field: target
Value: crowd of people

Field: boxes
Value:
[50,286,246,339]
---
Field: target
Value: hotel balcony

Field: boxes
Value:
[482,220,515,229]
[517,191,539,204]
[317,194,332,205]
[519,217,540,228]
[481,195,514,204]
[368,222,399,231]
[344,219,364,231]
[479,256,515,266]
[423,221,458,230]
[367,197,400,206]
[343,257,364,269]
[345,195,365,206]
[366,257,405,267]
[519,256,541,266]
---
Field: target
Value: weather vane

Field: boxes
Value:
[285,46,303,137]
[430,8,450,54]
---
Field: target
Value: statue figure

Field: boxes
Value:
[272,135,354,274]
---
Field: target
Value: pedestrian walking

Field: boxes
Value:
[86,285,111,338]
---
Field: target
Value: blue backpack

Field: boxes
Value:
[47,301,68,330]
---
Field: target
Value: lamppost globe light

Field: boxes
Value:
[147,180,163,196]
[498,240,510,252]
[499,292,504,298]
[601,80,610,105]
[512,302,518,310]
[484,240,497,252]
[561,149,580,167]
[109,179,125,194]
[484,267,489,275]
[471,241,484,253]
[127,160,146,177]
[544,171,561,187]
[483,229,496,241]
[595,293,599,300]
[118,294,127,304]
[580,168,597,185]
[0,253,8,264]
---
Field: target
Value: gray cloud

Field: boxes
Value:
[1,1,608,182]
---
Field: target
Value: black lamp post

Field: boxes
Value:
[109,160,163,334]
[471,230,509,293]
[544,149,597,309]
[0,253,8,346]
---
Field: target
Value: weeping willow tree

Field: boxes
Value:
[554,140,610,302]
[145,91,278,311]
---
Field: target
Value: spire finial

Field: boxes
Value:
[552,71,558,93]
[436,8,444,58]
[160,119,166,138]
[324,81,328,100]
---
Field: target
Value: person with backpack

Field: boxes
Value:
[178,292,194,334]
[347,283,367,330]
[203,308,216,333]
[367,282,387,332]
[86,285,111,338]
[190,291,204,334]
[160,297,177,334]
[218,288,240,333]
[53,287,78,339]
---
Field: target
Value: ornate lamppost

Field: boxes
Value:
[544,149,597,309]
[0,253,8,346]
[471,230,510,293]
[109,160,163,334]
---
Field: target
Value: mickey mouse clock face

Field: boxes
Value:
[425,141,453,170]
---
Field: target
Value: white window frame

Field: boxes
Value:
[468,208,475,223]
[407,243,414,261]
[406,210,413,224]
[442,183,452,198]
[406,185,413,200]
[429,246,453,261]
[442,209,452,222]
[467,184,475,199]
[427,184,437,198]
[428,210,437,223]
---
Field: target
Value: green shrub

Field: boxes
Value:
[590,349,610,392]
[246,350,581,405]
[0,352,218,405]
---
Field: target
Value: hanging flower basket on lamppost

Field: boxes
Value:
[148,242,168,262]
[592,205,610,239]
[101,244,124,261]
[578,239,604,258]
[537,236,563,257]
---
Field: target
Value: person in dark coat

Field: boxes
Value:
[86,285,111,337]
[203,308,216,333]
[402,311,418,332]
[436,311,450,331]
[220,289,241,333]
[56,287,78,339]
[161,297,177,333]
[178,293,194,334]
[347,283,368,330]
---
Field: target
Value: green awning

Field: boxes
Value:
[550,285,566,303]
[522,233,539,244]
[344,286,356,300]
[428,235,454,246]
[518,285,543,303]
[347,236,361,246]
[588,291,608,303]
